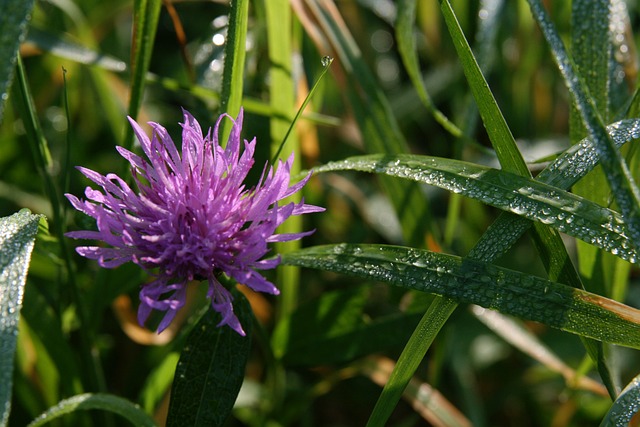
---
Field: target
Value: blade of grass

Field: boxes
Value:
[442,0,618,397]
[0,210,42,426]
[282,243,640,349]
[365,297,458,427]
[0,0,35,123]
[219,0,248,141]
[271,56,333,163]
[26,393,156,427]
[600,373,640,426]
[364,356,472,427]
[570,0,624,395]
[265,0,302,324]
[12,55,105,395]
[316,154,638,263]
[123,0,161,151]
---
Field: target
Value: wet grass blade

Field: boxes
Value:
[315,153,639,264]
[281,243,640,349]
[0,210,43,426]
[527,0,640,251]
[600,373,640,426]
[26,393,156,427]
[0,0,35,123]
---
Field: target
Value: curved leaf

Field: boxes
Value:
[1,209,43,426]
[316,152,638,263]
[600,373,640,426]
[166,292,252,427]
[26,393,156,427]
[282,244,640,349]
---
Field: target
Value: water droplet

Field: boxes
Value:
[321,56,333,67]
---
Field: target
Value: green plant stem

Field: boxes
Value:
[13,55,106,395]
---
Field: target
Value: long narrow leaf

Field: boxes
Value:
[281,244,640,349]
[26,393,156,427]
[315,153,638,263]
[439,0,526,176]
[219,0,248,136]
[600,373,640,426]
[0,0,35,123]
[265,0,301,321]
[123,0,162,150]
[366,297,457,427]
[166,292,252,427]
[0,210,43,426]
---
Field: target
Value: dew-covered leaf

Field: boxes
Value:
[316,152,638,263]
[0,0,35,123]
[26,393,156,427]
[600,373,640,426]
[0,209,44,426]
[527,0,640,251]
[282,244,640,348]
[166,292,252,427]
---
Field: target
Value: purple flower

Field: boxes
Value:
[66,109,323,335]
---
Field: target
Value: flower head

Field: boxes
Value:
[66,109,323,335]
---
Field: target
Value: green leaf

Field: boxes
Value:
[219,0,248,134]
[527,0,640,250]
[26,393,156,427]
[366,297,457,427]
[315,152,638,263]
[281,244,640,348]
[166,292,252,427]
[264,0,301,321]
[358,116,640,423]
[0,0,35,123]
[570,0,624,396]
[439,0,526,176]
[468,119,640,262]
[0,210,44,426]
[600,373,640,426]
[123,0,162,150]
